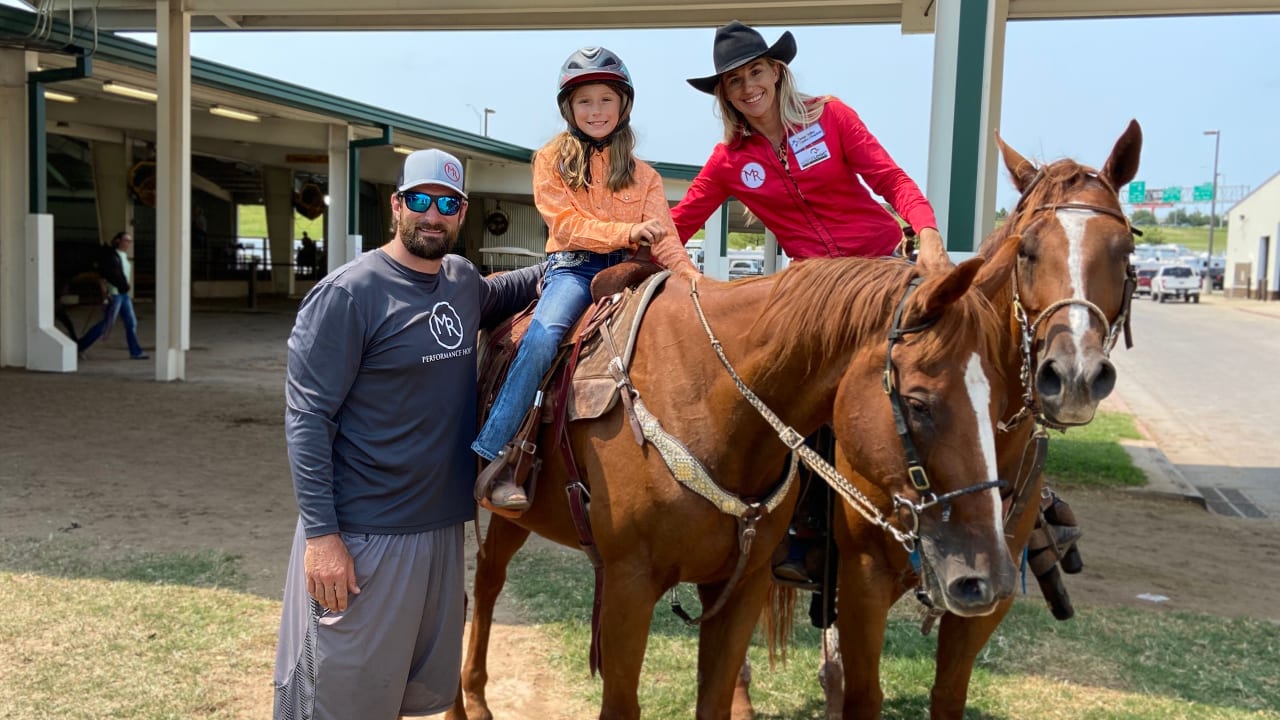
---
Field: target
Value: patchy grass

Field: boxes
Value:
[504,546,1280,719]
[1045,410,1147,488]
[0,535,277,720]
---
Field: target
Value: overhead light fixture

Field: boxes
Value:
[393,145,417,155]
[102,80,158,102]
[43,89,78,103]
[209,105,261,123]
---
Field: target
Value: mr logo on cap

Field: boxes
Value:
[397,149,467,198]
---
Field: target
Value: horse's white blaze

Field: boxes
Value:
[1057,208,1095,372]
[963,352,1003,534]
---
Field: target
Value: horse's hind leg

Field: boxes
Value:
[694,568,773,720]
[446,516,532,720]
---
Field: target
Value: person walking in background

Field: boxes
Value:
[471,46,699,514]
[297,231,317,278]
[274,148,543,720]
[77,231,147,360]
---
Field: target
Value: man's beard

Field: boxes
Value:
[398,212,457,260]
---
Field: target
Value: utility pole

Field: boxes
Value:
[1204,129,1220,293]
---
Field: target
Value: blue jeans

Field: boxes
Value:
[472,250,630,460]
[78,293,145,357]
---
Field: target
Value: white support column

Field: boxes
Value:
[325,124,351,273]
[91,139,134,247]
[25,214,76,372]
[925,0,1008,253]
[155,1,191,381]
[0,49,33,368]
[702,204,729,281]
[762,228,779,275]
[262,165,296,296]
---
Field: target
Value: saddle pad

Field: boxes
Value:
[565,270,670,422]
[475,271,671,425]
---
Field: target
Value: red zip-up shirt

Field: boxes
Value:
[671,97,937,260]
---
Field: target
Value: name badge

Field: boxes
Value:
[788,123,825,153]
[796,141,831,171]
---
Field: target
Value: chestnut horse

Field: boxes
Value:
[447,248,1020,720]
[776,120,1143,720]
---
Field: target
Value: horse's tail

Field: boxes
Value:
[761,579,797,670]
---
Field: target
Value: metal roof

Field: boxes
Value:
[15,0,1280,32]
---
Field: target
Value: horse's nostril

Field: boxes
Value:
[1090,359,1117,401]
[1035,360,1063,399]
[949,576,992,606]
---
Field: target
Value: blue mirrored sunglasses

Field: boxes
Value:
[398,191,463,216]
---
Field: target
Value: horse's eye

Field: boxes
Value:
[906,396,932,418]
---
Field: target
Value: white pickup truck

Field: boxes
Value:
[1150,264,1200,303]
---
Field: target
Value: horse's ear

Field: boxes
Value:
[916,256,985,322]
[972,234,1021,300]
[997,130,1038,193]
[1100,119,1142,190]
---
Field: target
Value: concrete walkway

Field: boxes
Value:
[1111,288,1280,519]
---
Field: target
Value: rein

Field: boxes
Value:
[688,276,1002,559]
[999,172,1140,432]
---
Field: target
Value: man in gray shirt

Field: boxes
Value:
[274,149,542,720]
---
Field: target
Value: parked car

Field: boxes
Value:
[728,258,764,279]
[1134,267,1158,296]
[1151,264,1200,303]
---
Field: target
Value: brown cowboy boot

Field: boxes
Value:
[475,451,530,514]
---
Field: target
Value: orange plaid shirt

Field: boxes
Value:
[532,145,696,274]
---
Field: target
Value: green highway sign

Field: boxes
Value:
[1194,183,1214,202]
[1162,186,1182,202]
[1127,181,1146,204]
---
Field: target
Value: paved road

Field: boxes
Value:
[1109,292,1280,518]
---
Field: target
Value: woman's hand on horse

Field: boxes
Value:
[304,532,361,611]
[915,227,955,273]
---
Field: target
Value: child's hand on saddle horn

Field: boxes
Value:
[629,219,666,247]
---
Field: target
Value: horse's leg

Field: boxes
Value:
[596,565,662,720]
[929,486,1041,720]
[730,656,753,720]
[446,516,532,720]
[693,568,773,720]
[818,626,843,720]
[837,552,901,720]
[928,599,1014,720]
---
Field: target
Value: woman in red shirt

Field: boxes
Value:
[675,21,949,591]
[673,20,945,261]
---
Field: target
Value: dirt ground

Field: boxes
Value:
[2,301,1278,717]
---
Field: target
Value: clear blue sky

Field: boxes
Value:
[7,1,1276,213]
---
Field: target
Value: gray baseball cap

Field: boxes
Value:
[397,148,467,198]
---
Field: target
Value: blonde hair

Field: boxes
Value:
[713,60,829,144]
[552,83,637,193]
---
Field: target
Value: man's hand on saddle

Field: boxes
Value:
[304,532,361,612]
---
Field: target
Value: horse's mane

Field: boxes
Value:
[752,257,1003,376]
[980,158,1108,257]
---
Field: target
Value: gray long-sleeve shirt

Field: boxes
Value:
[285,250,542,538]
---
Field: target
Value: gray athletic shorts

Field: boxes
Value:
[273,518,465,720]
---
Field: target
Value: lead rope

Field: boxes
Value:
[688,278,917,552]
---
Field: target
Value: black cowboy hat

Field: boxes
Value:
[686,21,797,95]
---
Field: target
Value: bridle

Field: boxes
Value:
[689,274,1002,557]
[1000,168,1140,432]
